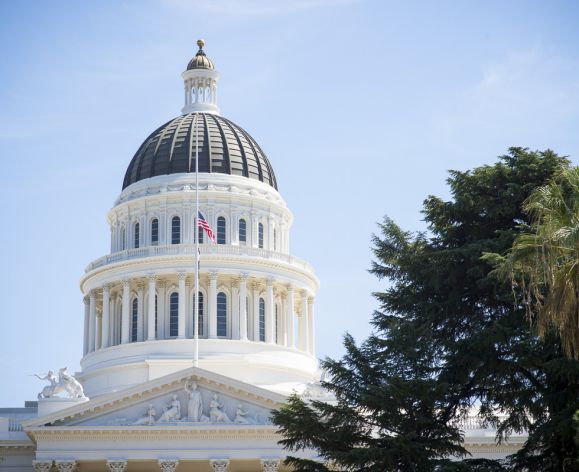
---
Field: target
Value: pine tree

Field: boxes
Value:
[272,148,579,471]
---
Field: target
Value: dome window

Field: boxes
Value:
[151,219,159,246]
[239,219,247,245]
[258,223,264,249]
[217,217,226,245]
[171,217,181,245]
[217,292,227,337]
[134,222,140,249]
[259,298,265,342]
[169,292,179,337]
[131,298,138,342]
[193,292,204,337]
[121,226,126,251]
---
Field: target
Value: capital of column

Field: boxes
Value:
[239,272,249,282]
[287,284,294,293]
[210,459,230,472]
[178,272,187,281]
[266,276,274,287]
[55,461,77,472]
[102,283,110,293]
[261,459,281,472]
[122,279,130,288]
[158,459,180,472]
[209,271,218,281]
[147,272,157,282]
[33,461,53,472]
[106,460,128,472]
[89,289,97,299]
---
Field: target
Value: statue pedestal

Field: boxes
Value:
[38,397,89,417]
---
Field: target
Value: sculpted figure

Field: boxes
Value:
[133,404,156,425]
[209,394,231,423]
[34,370,59,399]
[59,367,86,398]
[184,381,203,422]
[234,403,250,424]
[157,394,181,422]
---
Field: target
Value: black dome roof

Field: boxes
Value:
[123,113,277,190]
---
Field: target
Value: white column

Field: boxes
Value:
[265,277,274,343]
[178,272,187,339]
[232,280,240,339]
[55,461,77,472]
[251,212,258,247]
[239,273,248,340]
[253,283,260,341]
[106,461,128,472]
[208,271,218,338]
[88,290,96,353]
[159,459,179,472]
[308,297,315,355]
[137,283,145,342]
[268,216,274,250]
[299,291,309,352]
[121,279,130,344]
[286,285,295,348]
[261,459,280,472]
[147,274,156,341]
[101,284,110,348]
[210,459,230,472]
[83,296,89,355]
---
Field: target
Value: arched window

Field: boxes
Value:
[131,298,138,342]
[154,294,158,335]
[169,292,179,337]
[239,219,247,245]
[259,298,265,342]
[171,216,181,244]
[217,216,226,245]
[217,292,227,337]
[134,222,140,249]
[258,223,264,249]
[151,218,159,246]
[120,226,126,251]
[193,292,204,337]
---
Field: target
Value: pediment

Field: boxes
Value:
[23,366,286,430]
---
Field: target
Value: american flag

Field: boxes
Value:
[197,211,216,243]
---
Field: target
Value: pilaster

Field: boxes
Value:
[239,273,248,340]
[101,283,110,348]
[121,279,130,344]
[178,272,187,339]
[208,271,218,338]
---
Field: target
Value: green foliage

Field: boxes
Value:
[485,166,579,358]
[272,148,579,471]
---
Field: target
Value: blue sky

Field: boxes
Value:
[1,0,578,406]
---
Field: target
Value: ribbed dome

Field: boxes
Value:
[123,113,277,190]
[187,40,215,70]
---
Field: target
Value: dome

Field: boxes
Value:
[187,39,215,70]
[122,113,278,190]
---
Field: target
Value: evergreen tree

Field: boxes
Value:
[272,148,579,471]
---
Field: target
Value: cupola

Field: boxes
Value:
[181,39,220,115]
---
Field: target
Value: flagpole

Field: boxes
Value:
[194,112,200,368]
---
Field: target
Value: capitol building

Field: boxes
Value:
[0,41,525,472]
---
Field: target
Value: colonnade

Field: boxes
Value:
[33,458,281,472]
[184,77,217,107]
[83,272,315,357]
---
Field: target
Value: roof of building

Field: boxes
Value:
[122,113,277,190]
[186,39,215,71]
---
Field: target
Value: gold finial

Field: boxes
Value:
[197,39,205,50]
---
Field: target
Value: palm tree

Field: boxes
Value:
[489,165,579,358]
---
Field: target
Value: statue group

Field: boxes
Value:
[35,367,86,400]
[131,381,256,425]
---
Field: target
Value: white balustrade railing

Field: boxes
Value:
[85,244,314,273]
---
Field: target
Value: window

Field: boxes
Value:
[151,218,159,245]
[169,292,179,337]
[131,298,138,342]
[193,292,204,337]
[217,292,227,337]
[259,298,265,342]
[154,295,158,335]
[239,219,247,245]
[171,216,181,244]
[217,216,226,245]
[197,221,205,244]
[121,227,126,250]
[258,223,264,249]
[134,222,140,249]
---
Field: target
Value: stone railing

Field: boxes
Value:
[8,418,23,431]
[85,244,314,273]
